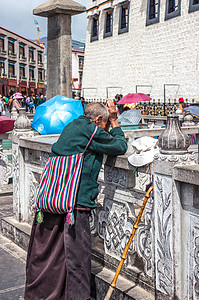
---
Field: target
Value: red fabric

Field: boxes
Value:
[117,93,151,104]
[0,117,15,134]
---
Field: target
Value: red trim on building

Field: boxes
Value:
[0,26,44,49]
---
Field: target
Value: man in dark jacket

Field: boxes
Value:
[25,101,127,300]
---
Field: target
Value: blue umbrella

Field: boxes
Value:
[183,105,199,117]
[32,95,84,135]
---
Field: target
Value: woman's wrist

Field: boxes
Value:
[110,119,119,128]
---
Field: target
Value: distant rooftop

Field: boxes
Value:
[33,37,85,54]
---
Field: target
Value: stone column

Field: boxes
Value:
[152,115,197,299]
[33,0,86,100]
[11,108,33,221]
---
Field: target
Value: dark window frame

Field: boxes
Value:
[91,16,99,42]
[165,0,181,20]
[146,0,160,26]
[118,3,129,35]
[189,0,199,13]
[104,10,113,38]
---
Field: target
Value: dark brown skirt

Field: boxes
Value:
[24,210,91,300]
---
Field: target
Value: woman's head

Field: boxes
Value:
[84,102,109,129]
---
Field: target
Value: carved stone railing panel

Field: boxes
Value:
[154,174,174,296]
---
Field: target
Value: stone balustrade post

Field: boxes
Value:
[152,115,197,299]
[11,108,34,221]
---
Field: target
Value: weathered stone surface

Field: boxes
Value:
[33,0,86,17]
[174,164,199,185]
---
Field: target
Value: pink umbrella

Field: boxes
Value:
[0,117,15,134]
[117,93,152,104]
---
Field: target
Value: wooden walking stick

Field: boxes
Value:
[104,185,154,300]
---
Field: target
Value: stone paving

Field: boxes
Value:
[0,194,26,300]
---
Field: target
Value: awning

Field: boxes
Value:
[87,6,99,17]
[98,0,113,11]
[113,0,129,6]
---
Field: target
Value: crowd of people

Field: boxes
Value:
[0,93,46,116]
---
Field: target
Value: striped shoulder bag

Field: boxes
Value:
[36,126,98,225]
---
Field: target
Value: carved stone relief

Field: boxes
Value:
[0,150,12,188]
[154,175,174,296]
[135,172,151,192]
[28,171,40,224]
[98,197,154,275]
[12,142,20,220]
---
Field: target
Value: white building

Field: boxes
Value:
[82,0,199,102]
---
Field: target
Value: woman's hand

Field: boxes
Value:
[106,100,119,128]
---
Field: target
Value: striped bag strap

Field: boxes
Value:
[83,126,98,155]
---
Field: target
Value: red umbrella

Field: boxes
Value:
[0,117,15,134]
[117,93,152,104]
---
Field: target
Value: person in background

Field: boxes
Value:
[12,93,22,113]
[24,100,128,300]
[178,97,188,111]
[0,95,4,116]
[29,98,35,114]
[38,94,46,105]
[79,96,86,110]
[115,94,124,115]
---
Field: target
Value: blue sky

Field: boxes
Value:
[0,0,89,42]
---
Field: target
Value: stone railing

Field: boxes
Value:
[2,113,199,299]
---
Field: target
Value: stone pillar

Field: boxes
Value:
[152,115,197,299]
[33,0,86,100]
[11,108,34,221]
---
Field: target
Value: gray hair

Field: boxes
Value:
[84,102,109,122]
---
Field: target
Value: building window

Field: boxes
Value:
[146,0,160,26]
[29,48,35,62]
[91,16,99,42]
[29,67,34,80]
[0,36,4,52]
[19,44,25,58]
[79,71,83,86]
[104,10,113,38]
[0,60,5,76]
[38,52,42,64]
[189,0,199,13]
[19,65,25,79]
[165,0,181,20]
[79,56,84,70]
[8,61,15,77]
[38,70,43,82]
[119,3,129,34]
[8,39,15,55]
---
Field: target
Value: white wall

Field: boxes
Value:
[82,0,199,102]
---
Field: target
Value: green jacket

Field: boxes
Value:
[51,115,128,208]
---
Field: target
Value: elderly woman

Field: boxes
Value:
[25,101,127,300]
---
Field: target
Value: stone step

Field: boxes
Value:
[1,216,155,300]
[91,260,155,300]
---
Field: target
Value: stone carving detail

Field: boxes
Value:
[28,171,40,223]
[98,199,135,264]
[90,210,96,234]
[12,142,20,220]
[0,150,12,188]
[194,236,199,296]
[154,152,197,165]
[104,166,126,187]
[155,175,173,296]
[135,172,151,191]
[41,152,50,166]
[137,211,153,277]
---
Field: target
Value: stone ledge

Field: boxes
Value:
[174,164,199,185]
[1,216,31,251]
[91,260,155,300]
